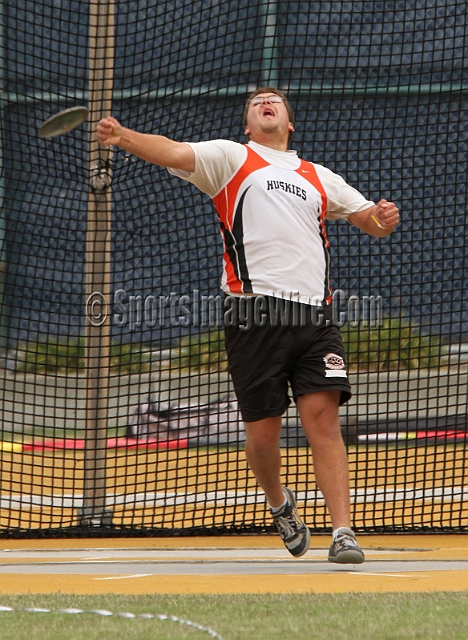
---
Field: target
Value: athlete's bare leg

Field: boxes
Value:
[296,390,351,529]
[244,390,351,527]
[243,415,285,508]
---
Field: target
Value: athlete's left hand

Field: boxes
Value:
[374,199,400,230]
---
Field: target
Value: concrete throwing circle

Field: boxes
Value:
[1,540,468,594]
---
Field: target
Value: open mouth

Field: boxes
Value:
[262,107,275,117]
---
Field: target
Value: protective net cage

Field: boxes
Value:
[0,0,467,538]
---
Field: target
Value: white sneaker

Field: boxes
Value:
[271,487,310,558]
[328,528,365,564]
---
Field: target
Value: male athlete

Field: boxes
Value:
[97,87,400,563]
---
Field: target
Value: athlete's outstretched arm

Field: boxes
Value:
[96,116,195,172]
[348,199,400,237]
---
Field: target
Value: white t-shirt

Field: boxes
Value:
[169,140,374,304]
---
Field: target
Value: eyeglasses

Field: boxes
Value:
[250,95,284,105]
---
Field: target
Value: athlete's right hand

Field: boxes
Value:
[97,116,124,146]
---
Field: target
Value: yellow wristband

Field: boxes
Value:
[371,214,385,230]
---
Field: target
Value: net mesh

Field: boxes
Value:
[1,0,467,537]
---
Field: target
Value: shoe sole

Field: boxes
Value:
[280,487,311,558]
[287,525,311,558]
[328,549,365,564]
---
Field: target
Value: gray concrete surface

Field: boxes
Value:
[1,546,467,576]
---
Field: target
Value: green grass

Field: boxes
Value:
[13,318,441,376]
[15,338,149,375]
[170,329,228,373]
[341,317,441,372]
[1,593,468,639]
[170,319,441,374]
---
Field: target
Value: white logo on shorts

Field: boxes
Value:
[323,353,347,378]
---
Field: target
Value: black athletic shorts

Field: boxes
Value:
[223,295,352,423]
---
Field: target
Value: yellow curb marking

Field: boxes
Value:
[2,570,468,595]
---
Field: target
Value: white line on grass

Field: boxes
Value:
[93,574,153,580]
[0,605,224,639]
[346,572,430,578]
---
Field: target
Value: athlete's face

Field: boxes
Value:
[245,93,294,149]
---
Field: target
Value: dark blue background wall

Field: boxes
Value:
[2,0,467,344]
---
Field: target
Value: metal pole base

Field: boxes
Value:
[77,507,113,527]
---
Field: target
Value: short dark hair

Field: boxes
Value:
[243,87,295,143]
